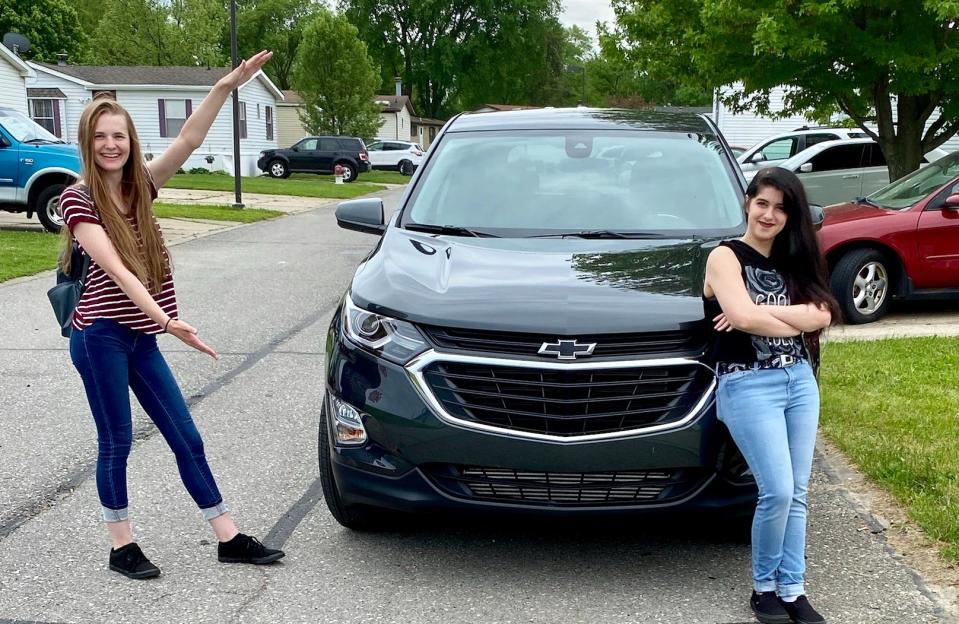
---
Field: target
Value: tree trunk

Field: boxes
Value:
[880,96,926,182]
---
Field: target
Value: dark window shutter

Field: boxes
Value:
[52,100,62,137]
[158,99,167,137]
[266,106,273,140]
[185,99,193,118]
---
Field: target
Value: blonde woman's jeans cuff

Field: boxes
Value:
[201,502,229,521]
[102,506,129,523]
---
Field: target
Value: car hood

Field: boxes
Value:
[349,229,715,334]
[20,142,80,161]
[823,201,894,226]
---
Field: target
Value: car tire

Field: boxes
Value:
[830,248,893,324]
[36,184,66,233]
[336,162,358,183]
[318,401,389,530]
[267,159,289,179]
[398,159,414,176]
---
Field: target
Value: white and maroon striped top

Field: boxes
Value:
[61,183,178,335]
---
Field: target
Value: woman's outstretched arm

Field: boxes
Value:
[147,50,273,188]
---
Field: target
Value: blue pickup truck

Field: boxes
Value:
[0,106,80,232]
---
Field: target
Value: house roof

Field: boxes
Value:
[27,87,66,98]
[30,63,284,100]
[0,44,34,77]
[410,115,445,126]
[280,90,303,105]
[374,95,414,114]
[476,104,541,112]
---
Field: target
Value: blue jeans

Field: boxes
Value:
[69,319,228,523]
[716,360,819,599]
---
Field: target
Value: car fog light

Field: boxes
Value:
[331,395,368,446]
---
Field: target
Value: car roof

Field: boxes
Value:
[779,137,876,167]
[446,107,717,134]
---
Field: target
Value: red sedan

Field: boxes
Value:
[818,152,959,323]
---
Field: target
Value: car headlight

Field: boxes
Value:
[343,296,429,364]
[259,151,266,158]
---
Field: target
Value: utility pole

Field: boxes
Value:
[230,0,243,208]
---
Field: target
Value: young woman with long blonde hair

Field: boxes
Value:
[59,50,283,579]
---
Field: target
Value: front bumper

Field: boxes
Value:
[324,319,756,516]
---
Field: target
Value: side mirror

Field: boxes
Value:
[799,163,814,173]
[336,198,386,235]
[944,194,959,210]
[749,152,766,164]
[809,204,825,231]
[291,146,299,152]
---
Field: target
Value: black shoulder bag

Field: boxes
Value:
[47,244,91,338]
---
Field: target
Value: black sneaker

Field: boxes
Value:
[750,591,791,624]
[109,542,161,579]
[217,533,285,564]
[780,595,827,624]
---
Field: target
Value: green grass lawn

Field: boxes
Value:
[165,171,404,198]
[820,337,959,562]
[153,203,283,223]
[0,230,60,283]
[0,203,282,282]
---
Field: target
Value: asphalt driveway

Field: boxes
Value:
[0,187,954,623]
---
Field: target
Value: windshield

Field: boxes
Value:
[868,151,959,209]
[404,130,745,236]
[0,109,61,143]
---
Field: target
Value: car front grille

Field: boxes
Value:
[420,361,711,436]
[424,464,708,506]
[421,326,706,359]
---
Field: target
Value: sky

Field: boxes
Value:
[558,0,617,42]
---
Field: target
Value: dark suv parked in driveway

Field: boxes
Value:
[321,108,758,529]
[257,136,370,182]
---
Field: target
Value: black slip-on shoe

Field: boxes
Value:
[750,591,792,624]
[780,595,827,624]
[217,533,285,564]
[109,542,161,580]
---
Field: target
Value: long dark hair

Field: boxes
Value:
[746,167,841,325]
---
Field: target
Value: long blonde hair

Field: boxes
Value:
[61,97,169,293]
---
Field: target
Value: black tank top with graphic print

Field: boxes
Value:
[703,239,807,366]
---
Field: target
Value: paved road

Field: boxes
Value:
[0,188,954,623]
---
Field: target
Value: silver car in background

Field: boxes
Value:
[745,138,949,206]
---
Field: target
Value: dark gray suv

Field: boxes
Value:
[257,136,370,182]
[321,108,757,529]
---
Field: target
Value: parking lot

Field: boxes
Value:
[0,188,955,623]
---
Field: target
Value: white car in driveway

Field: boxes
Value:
[738,126,871,173]
[365,140,424,176]
[745,138,949,206]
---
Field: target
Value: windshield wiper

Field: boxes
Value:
[404,223,499,238]
[534,230,671,239]
[23,138,54,144]
[855,196,881,208]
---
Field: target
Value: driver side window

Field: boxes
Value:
[758,137,797,161]
[296,138,318,151]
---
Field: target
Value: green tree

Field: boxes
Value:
[0,0,85,63]
[169,0,229,68]
[614,0,959,180]
[292,9,382,139]
[341,0,565,118]
[87,0,176,65]
[236,0,324,90]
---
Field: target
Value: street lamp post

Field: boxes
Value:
[230,0,243,208]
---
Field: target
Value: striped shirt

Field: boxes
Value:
[60,183,178,334]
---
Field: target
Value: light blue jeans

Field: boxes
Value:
[716,360,819,599]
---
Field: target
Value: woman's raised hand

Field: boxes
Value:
[218,50,273,92]
[168,319,219,360]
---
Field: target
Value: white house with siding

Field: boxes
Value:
[0,44,33,114]
[713,84,959,155]
[25,61,282,175]
[374,94,413,143]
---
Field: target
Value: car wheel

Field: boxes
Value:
[398,159,414,176]
[830,248,893,324]
[336,162,358,183]
[318,401,388,530]
[36,184,66,233]
[268,159,289,178]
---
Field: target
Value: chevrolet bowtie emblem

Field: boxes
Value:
[538,339,597,360]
